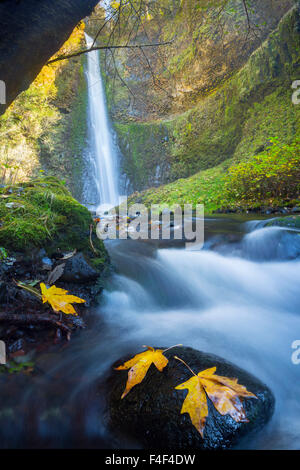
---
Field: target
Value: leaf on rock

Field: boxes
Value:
[115,346,168,399]
[175,366,257,438]
[40,282,85,315]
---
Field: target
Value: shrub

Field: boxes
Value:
[223,138,300,205]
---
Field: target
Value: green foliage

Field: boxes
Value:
[0,247,7,260]
[128,161,228,212]
[0,360,35,375]
[224,138,300,205]
[129,139,300,213]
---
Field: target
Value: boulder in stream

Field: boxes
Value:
[108,346,275,449]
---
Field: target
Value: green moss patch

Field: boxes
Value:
[0,177,107,266]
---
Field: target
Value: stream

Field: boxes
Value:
[0,217,299,449]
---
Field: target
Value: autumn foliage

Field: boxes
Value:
[115,346,168,398]
[175,363,256,437]
[40,283,85,315]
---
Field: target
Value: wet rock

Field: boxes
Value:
[108,346,275,449]
[61,253,99,283]
[41,257,53,271]
[0,281,7,303]
[37,248,47,260]
[8,338,26,354]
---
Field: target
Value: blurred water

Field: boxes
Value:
[0,218,299,449]
[83,33,119,210]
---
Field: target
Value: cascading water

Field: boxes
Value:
[83,33,119,209]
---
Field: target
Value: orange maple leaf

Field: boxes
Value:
[115,346,169,399]
[175,364,257,438]
[40,282,85,315]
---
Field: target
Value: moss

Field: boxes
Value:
[110,8,299,192]
[128,139,300,214]
[38,54,89,200]
[115,121,170,191]
[265,216,300,229]
[0,177,108,267]
[128,161,228,213]
[89,257,106,269]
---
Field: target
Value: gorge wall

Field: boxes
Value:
[0,1,298,203]
[92,0,299,192]
[0,24,89,200]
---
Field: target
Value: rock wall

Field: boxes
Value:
[0,23,91,199]
[0,0,98,115]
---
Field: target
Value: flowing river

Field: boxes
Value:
[0,42,299,450]
[0,220,300,449]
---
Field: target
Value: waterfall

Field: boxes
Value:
[84,33,119,210]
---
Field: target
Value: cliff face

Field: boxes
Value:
[0,24,89,199]
[93,0,299,192]
[0,0,98,115]
[99,0,294,120]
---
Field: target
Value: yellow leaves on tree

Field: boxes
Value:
[33,22,85,92]
[111,1,120,10]
[175,365,257,437]
[115,346,168,399]
[40,282,85,315]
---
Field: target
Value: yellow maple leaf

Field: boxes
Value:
[175,365,257,438]
[115,346,169,399]
[40,282,85,315]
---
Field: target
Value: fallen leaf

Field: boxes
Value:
[47,263,65,285]
[40,282,85,315]
[115,346,168,398]
[175,366,257,438]
[60,249,77,260]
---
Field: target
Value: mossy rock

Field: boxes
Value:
[0,176,108,270]
[265,215,300,229]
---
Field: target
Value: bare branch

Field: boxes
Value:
[46,40,173,65]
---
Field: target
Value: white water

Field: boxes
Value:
[100,226,300,449]
[84,33,119,208]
